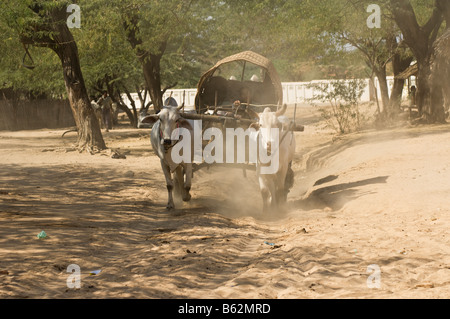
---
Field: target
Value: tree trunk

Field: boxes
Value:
[141,52,165,113]
[23,3,105,151]
[389,79,404,110]
[437,0,450,28]
[390,0,444,122]
[122,86,139,127]
[415,60,431,117]
[117,103,137,127]
[116,87,138,127]
[54,35,105,151]
[368,76,377,102]
[374,67,390,115]
[389,54,414,112]
[429,28,450,123]
[123,14,167,114]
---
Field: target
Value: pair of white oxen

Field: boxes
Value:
[142,104,295,213]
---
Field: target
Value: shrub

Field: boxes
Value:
[307,79,367,134]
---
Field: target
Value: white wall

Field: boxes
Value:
[281,76,413,105]
[121,76,415,109]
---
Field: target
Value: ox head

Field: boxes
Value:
[250,104,287,156]
[142,105,193,151]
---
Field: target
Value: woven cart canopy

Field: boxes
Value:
[195,51,283,111]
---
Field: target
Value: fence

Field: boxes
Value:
[0,99,75,131]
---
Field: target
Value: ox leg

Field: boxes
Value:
[282,162,295,203]
[173,167,183,205]
[276,162,291,205]
[269,182,277,211]
[259,176,276,213]
[260,186,271,213]
[183,165,192,202]
[161,160,175,209]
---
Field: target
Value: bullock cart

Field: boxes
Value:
[177,51,304,173]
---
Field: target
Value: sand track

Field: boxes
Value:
[0,111,449,298]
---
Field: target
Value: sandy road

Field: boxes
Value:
[0,111,449,298]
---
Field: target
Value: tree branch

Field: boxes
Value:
[161,82,178,95]
[422,4,444,37]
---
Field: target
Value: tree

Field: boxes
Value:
[390,0,447,122]
[247,0,411,118]
[119,0,205,113]
[0,15,65,100]
[75,0,146,127]
[316,0,413,117]
[429,28,450,119]
[1,0,106,151]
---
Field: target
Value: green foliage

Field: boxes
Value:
[0,0,70,97]
[0,0,442,103]
[74,0,141,96]
[307,79,367,134]
[0,23,65,97]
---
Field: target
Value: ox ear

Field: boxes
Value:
[249,122,260,131]
[141,114,159,124]
[177,117,193,131]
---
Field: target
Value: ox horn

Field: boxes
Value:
[176,104,184,111]
[275,104,287,117]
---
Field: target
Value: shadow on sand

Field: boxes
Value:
[294,175,389,211]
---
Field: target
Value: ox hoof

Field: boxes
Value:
[166,203,175,210]
[182,193,191,202]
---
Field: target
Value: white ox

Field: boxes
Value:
[250,104,295,213]
[142,106,194,209]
